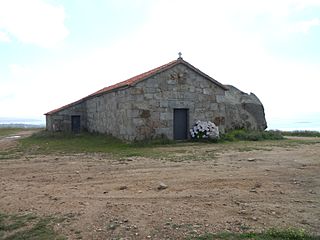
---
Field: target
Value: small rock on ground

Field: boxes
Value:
[157,182,168,190]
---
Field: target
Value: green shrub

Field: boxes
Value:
[261,130,284,140]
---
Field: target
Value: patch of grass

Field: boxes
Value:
[221,130,284,142]
[0,213,37,232]
[13,129,318,161]
[18,131,177,158]
[0,212,65,240]
[189,228,319,240]
[0,128,25,137]
[20,129,284,156]
[19,131,125,153]
[280,130,320,137]
[132,136,177,147]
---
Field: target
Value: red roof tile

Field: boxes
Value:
[87,59,179,97]
[45,58,227,115]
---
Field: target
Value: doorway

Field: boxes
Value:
[173,109,188,140]
[71,115,81,133]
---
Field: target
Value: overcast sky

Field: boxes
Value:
[0,0,319,127]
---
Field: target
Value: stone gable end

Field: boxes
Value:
[83,63,227,140]
[127,63,227,140]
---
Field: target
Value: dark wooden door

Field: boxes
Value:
[174,109,188,140]
[71,115,81,133]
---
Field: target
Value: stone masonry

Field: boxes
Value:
[45,58,267,140]
[86,64,226,140]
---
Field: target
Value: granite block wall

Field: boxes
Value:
[82,63,226,140]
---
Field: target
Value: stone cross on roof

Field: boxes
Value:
[178,52,183,60]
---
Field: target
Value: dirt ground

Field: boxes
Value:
[0,131,319,239]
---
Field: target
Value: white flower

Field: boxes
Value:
[190,120,219,140]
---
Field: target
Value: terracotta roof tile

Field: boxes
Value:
[87,59,178,97]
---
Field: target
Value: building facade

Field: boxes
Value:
[45,58,267,140]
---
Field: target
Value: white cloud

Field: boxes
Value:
[0,0,68,47]
[289,18,320,33]
[0,31,10,42]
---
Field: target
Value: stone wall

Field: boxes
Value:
[83,63,227,140]
[86,87,135,140]
[46,102,87,132]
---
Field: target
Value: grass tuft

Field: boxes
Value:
[0,212,65,240]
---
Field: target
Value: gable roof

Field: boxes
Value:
[45,58,227,115]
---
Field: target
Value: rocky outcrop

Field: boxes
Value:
[224,85,267,131]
